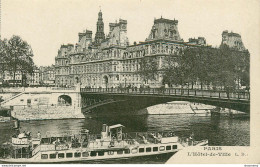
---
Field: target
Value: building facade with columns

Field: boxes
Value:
[55,11,231,88]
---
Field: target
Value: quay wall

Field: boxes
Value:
[2,92,80,108]
[1,85,84,120]
[11,106,84,121]
[0,93,18,101]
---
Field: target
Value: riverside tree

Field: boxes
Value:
[0,39,8,74]
[0,36,34,86]
[162,45,250,90]
[137,57,159,84]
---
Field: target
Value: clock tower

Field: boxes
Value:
[94,10,105,45]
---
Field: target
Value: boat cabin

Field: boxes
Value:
[101,124,124,141]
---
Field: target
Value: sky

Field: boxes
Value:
[1,0,260,67]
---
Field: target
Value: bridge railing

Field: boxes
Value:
[81,99,114,108]
[80,88,250,101]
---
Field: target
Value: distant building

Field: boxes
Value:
[54,10,247,89]
[55,11,203,88]
[39,65,55,86]
[187,37,206,46]
[2,71,23,85]
[221,30,246,51]
[27,67,40,86]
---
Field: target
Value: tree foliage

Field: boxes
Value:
[0,36,34,85]
[137,57,159,84]
[162,45,250,90]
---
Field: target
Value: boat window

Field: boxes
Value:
[146,147,151,152]
[139,148,144,153]
[82,152,89,157]
[74,152,81,157]
[50,154,56,159]
[90,151,97,157]
[132,148,138,154]
[108,151,114,155]
[41,138,49,144]
[166,145,171,150]
[159,146,165,151]
[153,147,158,152]
[58,153,64,159]
[66,153,73,158]
[117,150,123,154]
[124,149,130,154]
[41,154,48,159]
[98,151,104,156]
[172,145,177,149]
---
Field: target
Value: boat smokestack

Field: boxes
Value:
[101,124,109,139]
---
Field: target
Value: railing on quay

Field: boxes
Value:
[80,87,250,101]
[9,104,72,110]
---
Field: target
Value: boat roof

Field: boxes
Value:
[109,124,125,129]
[45,129,89,138]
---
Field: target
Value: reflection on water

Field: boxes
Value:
[0,114,249,146]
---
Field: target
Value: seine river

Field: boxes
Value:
[0,112,249,163]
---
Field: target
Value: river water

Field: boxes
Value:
[0,112,249,163]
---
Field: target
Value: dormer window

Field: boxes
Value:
[170,31,173,37]
[152,31,156,39]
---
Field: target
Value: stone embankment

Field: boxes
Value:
[11,106,85,121]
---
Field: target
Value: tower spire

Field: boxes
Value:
[94,10,105,45]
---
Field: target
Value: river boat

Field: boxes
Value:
[211,107,249,118]
[146,101,215,115]
[0,124,208,163]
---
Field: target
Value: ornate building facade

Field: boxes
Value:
[56,11,241,88]
[39,65,55,86]
[221,30,246,51]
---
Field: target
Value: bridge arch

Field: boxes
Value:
[58,95,72,106]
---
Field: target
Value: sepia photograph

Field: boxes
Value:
[0,0,259,165]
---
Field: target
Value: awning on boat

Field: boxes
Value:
[109,124,125,130]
